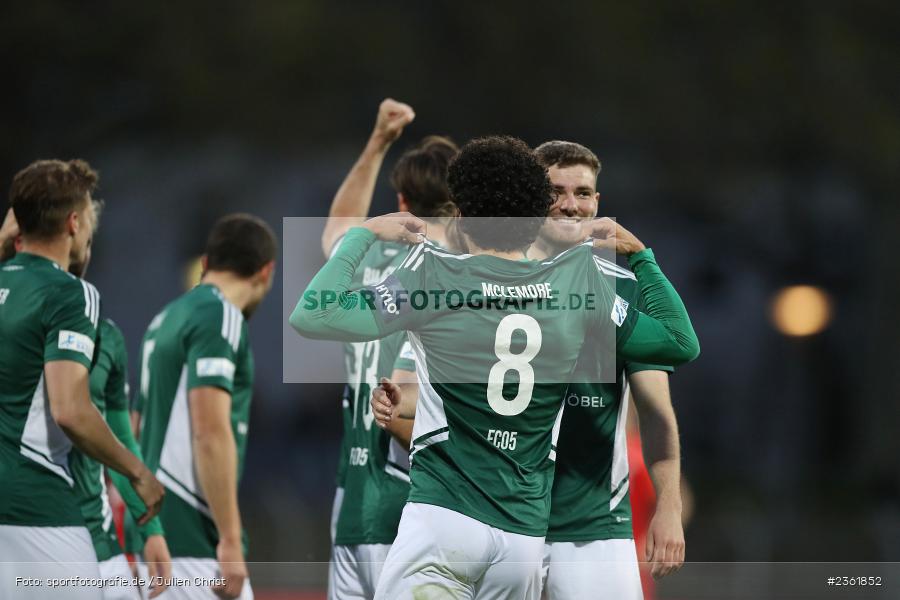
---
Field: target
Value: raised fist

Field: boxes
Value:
[371,98,415,147]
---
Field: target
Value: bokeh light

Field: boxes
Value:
[770,285,833,337]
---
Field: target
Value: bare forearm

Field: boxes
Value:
[59,403,145,481]
[330,139,388,219]
[395,382,419,420]
[46,362,146,481]
[641,417,681,507]
[386,417,414,449]
[193,431,241,542]
[386,377,417,448]
[630,371,682,508]
[647,457,682,511]
[321,139,389,256]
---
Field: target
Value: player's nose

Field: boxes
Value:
[557,192,578,214]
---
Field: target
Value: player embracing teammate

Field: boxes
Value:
[292,134,699,599]
[529,142,686,600]
[371,140,689,600]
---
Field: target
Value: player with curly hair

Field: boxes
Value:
[446,135,550,253]
[291,135,699,600]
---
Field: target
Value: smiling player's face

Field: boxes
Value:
[538,164,599,249]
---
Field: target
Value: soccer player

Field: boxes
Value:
[290,136,699,600]
[136,213,277,600]
[321,98,460,599]
[320,99,414,577]
[0,159,164,599]
[528,141,685,600]
[1,206,174,600]
[75,315,174,600]
[372,141,687,599]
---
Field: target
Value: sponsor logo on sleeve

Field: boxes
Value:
[611,295,629,327]
[58,330,95,360]
[366,274,410,322]
[196,357,236,381]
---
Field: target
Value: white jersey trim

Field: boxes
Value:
[19,373,74,486]
[158,367,212,517]
[406,332,449,461]
[549,401,566,462]
[593,255,637,280]
[385,462,411,483]
[609,373,631,512]
[81,280,100,328]
[411,430,449,458]
[541,239,594,265]
[213,288,243,352]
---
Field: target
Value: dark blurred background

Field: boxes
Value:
[2,1,899,596]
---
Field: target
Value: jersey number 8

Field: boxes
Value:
[487,314,542,416]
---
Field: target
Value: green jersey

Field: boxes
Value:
[137,283,254,558]
[335,238,416,545]
[292,229,699,538]
[547,257,673,542]
[70,317,164,560]
[0,253,100,527]
[364,239,634,537]
[70,318,129,559]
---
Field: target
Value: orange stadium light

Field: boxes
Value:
[770,285,833,337]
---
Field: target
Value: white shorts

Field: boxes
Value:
[541,539,643,600]
[98,554,140,600]
[375,503,544,600]
[0,524,101,599]
[141,558,254,600]
[329,543,391,600]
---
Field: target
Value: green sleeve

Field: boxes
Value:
[43,279,100,369]
[132,340,144,414]
[618,277,675,376]
[106,407,164,539]
[289,227,392,341]
[104,322,130,411]
[185,303,241,394]
[618,249,700,366]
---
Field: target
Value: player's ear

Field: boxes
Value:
[200,254,209,277]
[65,210,79,237]
[257,260,276,287]
[397,193,409,212]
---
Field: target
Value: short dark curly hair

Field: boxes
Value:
[534,140,601,176]
[447,136,552,252]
